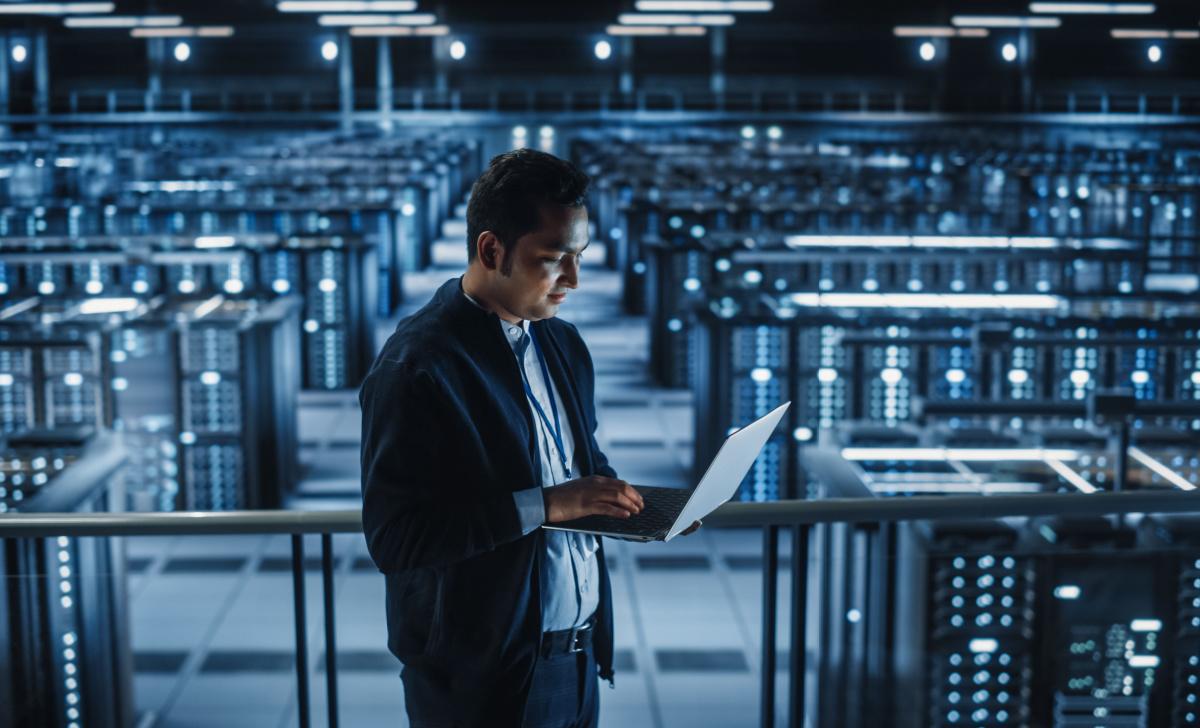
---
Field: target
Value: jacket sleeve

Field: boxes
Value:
[359,362,525,572]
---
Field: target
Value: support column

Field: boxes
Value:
[433,36,449,95]
[619,37,633,95]
[1018,29,1034,112]
[377,36,392,131]
[0,35,10,137]
[147,37,164,109]
[34,30,48,117]
[338,31,354,132]
[710,26,726,98]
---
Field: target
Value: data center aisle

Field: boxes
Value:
[124,212,794,728]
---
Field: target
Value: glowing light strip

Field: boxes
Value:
[194,235,237,249]
[869,482,1044,494]
[1045,458,1098,494]
[1129,446,1197,491]
[78,297,140,314]
[0,3,112,14]
[787,292,1063,310]
[191,296,225,320]
[606,24,707,35]
[131,26,234,37]
[893,26,989,37]
[1030,2,1154,12]
[277,1,417,11]
[65,14,181,27]
[1111,28,1199,38]
[842,447,1080,463]
[618,12,735,25]
[951,15,1062,27]
[349,24,448,35]
[635,0,771,10]
[317,12,436,25]
[783,234,1058,249]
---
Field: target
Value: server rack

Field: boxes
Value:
[0,428,132,728]
[171,296,302,510]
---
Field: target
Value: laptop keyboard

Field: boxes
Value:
[553,486,692,539]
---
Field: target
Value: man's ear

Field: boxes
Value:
[477,231,502,271]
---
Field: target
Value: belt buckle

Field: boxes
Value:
[567,623,590,653]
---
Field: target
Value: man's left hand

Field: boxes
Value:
[680,520,702,537]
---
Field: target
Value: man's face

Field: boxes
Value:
[492,205,589,322]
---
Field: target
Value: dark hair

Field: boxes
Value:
[465,149,590,270]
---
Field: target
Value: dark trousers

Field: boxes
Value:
[521,643,599,728]
[406,645,599,728]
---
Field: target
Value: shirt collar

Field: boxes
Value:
[461,285,529,350]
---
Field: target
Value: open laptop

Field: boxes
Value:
[544,402,790,542]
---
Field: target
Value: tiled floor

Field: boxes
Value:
[124,218,801,727]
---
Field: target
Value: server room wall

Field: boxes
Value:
[0,115,1199,728]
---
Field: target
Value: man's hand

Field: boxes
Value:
[544,476,645,523]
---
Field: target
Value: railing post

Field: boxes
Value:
[788,525,809,728]
[761,525,779,728]
[291,534,311,728]
[321,533,339,728]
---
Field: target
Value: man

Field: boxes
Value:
[360,149,697,728]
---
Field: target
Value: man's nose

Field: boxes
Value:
[560,258,580,289]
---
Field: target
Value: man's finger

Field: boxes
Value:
[600,490,642,514]
[598,505,631,519]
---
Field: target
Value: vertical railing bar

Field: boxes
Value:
[760,524,779,728]
[787,525,809,728]
[291,534,311,728]
[322,533,340,728]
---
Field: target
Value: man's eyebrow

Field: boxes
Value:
[547,240,590,253]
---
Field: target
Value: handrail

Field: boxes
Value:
[2,489,1198,538]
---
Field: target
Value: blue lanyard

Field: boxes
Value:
[519,326,571,481]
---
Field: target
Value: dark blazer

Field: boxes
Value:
[359,276,616,726]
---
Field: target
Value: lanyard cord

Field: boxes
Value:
[519,326,571,481]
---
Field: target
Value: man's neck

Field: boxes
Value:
[462,268,523,324]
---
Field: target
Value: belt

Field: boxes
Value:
[540,617,595,658]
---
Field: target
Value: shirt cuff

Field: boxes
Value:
[513,487,546,535]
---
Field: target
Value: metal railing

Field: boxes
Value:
[4,489,1200,728]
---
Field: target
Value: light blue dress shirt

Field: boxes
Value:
[463,289,600,631]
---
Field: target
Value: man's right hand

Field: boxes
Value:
[543,476,645,523]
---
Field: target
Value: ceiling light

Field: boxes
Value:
[894,26,989,37]
[11,44,28,63]
[277,1,417,11]
[1111,28,1197,38]
[618,13,735,25]
[132,26,235,37]
[1029,2,1153,13]
[65,15,181,27]
[0,3,113,14]
[1002,41,1019,61]
[1147,43,1162,62]
[634,1,771,10]
[317,13,436,26]
[173,41,190,61]
[594,39,612,59]
[348,25,448,36]
[320,40,338,60]
[919,41,936,61]
[449,39,466,59]
[951,15,1062,28]
[606,24,707,35]
[1111,28,1167,37]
